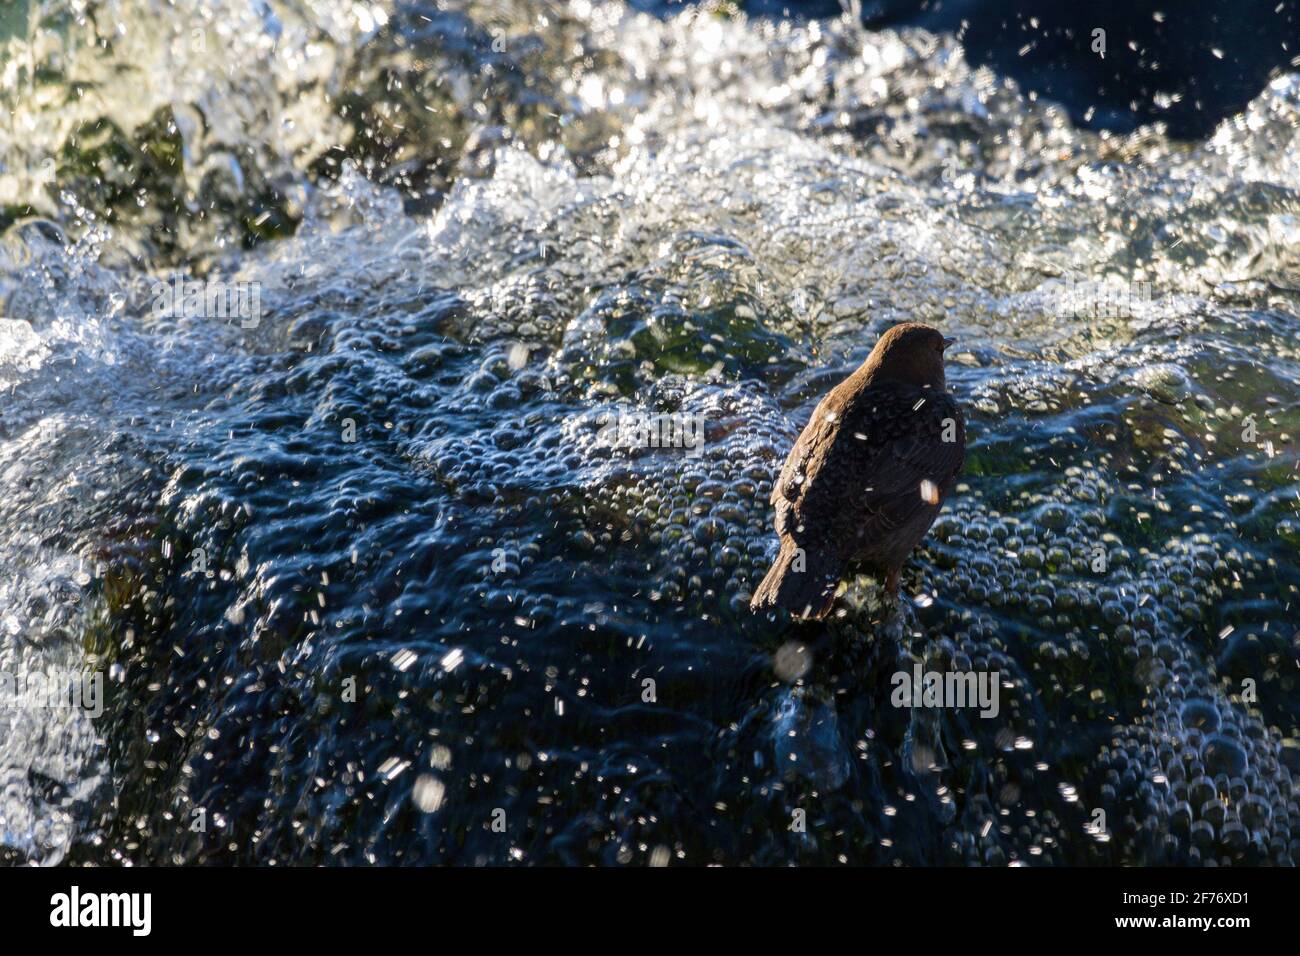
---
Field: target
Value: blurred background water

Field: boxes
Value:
[0,0,1297,866]
[641,0,1300,137]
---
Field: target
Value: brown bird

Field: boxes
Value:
[750,323,965,620]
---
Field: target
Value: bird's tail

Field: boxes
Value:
[749,540,841,620]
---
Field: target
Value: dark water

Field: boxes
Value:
[1,0,1298,866]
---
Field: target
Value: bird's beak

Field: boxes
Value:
[941,337,956,350]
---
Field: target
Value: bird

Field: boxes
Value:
[749,323,965,620]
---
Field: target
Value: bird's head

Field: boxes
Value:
[863,322,953,387]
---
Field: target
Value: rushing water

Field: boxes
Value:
[0,0,1297,866]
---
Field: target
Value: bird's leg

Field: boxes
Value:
[872,569,905,634]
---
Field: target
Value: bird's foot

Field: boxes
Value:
[866,570,902,622]
[881,603,908,641]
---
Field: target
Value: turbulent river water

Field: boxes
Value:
[1,0,1298,866]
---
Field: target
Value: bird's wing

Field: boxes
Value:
[778,384,964,548]
[771,391,844,508]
